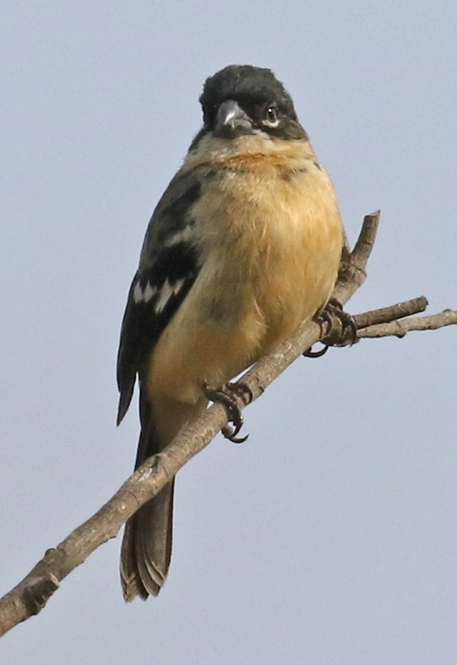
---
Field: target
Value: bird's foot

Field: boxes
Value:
[303,298,357,358]
[204,382,253,444]
[323,297,357,345]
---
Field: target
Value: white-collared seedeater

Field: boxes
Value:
[117,64,343,601]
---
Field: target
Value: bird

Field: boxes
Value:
[116,64,344,601]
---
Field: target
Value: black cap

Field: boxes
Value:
[200,65,298,124]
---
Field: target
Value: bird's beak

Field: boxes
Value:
[214,100,254,139]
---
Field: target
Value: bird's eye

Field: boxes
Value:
[264,105,279,126]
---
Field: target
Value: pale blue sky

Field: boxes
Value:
[1,2,456,663]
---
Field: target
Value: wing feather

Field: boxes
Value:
[116,171,203,424]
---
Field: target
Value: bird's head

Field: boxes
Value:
[192,65,308,148]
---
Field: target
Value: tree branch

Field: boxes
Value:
[1,211,455,637]
[357,308,457,339]
[353,296,429,328]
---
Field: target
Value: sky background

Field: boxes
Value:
[1,1,456,663]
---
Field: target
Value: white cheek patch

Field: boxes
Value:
[133,280,158,304]
[154,277,186,314]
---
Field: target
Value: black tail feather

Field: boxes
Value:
[120,390,174,601]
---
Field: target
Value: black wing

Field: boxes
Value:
[116,171,203,425]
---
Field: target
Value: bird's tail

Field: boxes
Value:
[120,480,174,600]
[120,394,174,601]
[120,391,206,601]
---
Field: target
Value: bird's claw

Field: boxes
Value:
[323,297,357,345]
[204,382,252,444]
[305,298,357,357]
[303,344,329,358]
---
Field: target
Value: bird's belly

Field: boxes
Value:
[204,165,343,352]
[148,165,342,403]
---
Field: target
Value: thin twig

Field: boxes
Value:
[319,296,430,347]
[353,296,429,329]
[334,211,380,302]
[358,309,457,339]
